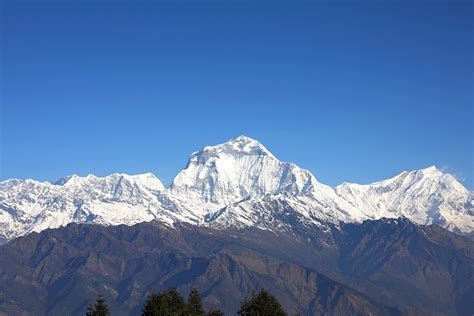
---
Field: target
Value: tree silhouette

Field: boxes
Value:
[187,288,206,316]
[142,291,172,316]
[94,293,110,316]
[238,289,286,316]
[86,293,110,316]
[167,287,187,315]
[89,288,289,315]
[140,287,224,316]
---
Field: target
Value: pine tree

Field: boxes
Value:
[238,296,250,316]
[142,292,171,316]
[187,288,206,316]
[94,293,110,316]
[167,287,187,315]
[238,289,286,316]
[141,287,221,316]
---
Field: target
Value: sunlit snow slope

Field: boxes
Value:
[0,136,472,242]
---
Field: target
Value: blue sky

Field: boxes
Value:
[1,0,473,188]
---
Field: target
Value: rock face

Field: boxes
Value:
[1,135,472,243]
[0,218,472,315]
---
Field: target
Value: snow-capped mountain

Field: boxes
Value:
[0,173,198,242]
[169,136,358,220]
[335,166,474,234]
[0,135,472,242]
[170,136,317,203]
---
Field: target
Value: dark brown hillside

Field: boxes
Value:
[0,218,472,315]
[337,218,474,316]
[0,222,395,316]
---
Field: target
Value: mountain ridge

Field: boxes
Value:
[0,218,472,315]
[0,135,472,242]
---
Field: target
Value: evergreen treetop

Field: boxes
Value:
[237,289,287,316]
[86,293,110,316]
[187,288,206,316]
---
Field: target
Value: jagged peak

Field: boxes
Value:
[338,166,446,188]
[52,172,164,190]
[193,135,276,160]
[416,165,443,178]
[129,172,164,191]
[170,136,319,205]
[384,166,444,184]
[53,174,82,186]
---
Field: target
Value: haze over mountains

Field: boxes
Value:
[0,135,473,243]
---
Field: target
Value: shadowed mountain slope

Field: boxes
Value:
[0,217,473,315]
[0,222,397,316]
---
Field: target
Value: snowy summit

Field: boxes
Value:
[0,136,472,243]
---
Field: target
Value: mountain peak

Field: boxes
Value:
[417,165,443,177]
[229,135,263,146]
[335,165,473,234]
[52,173,164,191]
[170,136,317,206]
[230,135,257,143]
[199,135,275,159]
[1,139,472,243]
[53,174,83,186]
[129,172,164,191]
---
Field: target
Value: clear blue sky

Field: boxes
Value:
[1,0,473,188]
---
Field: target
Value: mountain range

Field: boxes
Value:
[0,218,472,315]
[1,135,472,243]
[0,136,473,315]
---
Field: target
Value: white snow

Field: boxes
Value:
[0,136,472,242]
[170,135,318,207]
[335,166,474,234]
